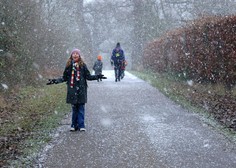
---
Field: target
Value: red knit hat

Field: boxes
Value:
[97,55,102,60]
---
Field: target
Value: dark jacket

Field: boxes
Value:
[111,47,125,66]
[59,63,98,104]
[93,60,103,75]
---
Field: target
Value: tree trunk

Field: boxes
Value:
[76,0,93,66]
[131,0,144,70]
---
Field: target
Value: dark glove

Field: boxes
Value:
[46,79,58,85]
[111,61,114,66]
[97,74,107,80]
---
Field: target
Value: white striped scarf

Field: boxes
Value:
[70,62,80,88]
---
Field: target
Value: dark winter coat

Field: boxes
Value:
[60,63,98,104]
[93,60,103,75]
[111,47,125,66]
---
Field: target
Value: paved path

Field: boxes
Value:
[37,70,236,168]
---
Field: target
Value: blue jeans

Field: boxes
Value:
[71,103,85,129]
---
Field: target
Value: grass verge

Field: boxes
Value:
[0,84,70,167]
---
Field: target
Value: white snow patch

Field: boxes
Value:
[1,83,8,89]
[129,75,139,80]
[101,118,112,127]
[141,114,156,122]
[99,70,144,83]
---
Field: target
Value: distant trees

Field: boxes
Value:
[0,0,92,93]
[84,0,134,68]
[1,0,44,89]
[1,0,235,92]
[40,0,93,65]
[130,0,236,70]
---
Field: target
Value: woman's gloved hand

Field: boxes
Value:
[97,74,107,80]
[46,79,58,85]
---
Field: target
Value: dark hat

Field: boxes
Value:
[116,42,120,47]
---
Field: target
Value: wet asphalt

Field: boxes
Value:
[36,70,236,168]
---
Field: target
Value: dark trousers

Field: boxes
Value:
[114,65,122,81]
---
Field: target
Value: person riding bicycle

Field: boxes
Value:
[110,42,125,82]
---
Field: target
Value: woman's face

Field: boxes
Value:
[72,52,80,62]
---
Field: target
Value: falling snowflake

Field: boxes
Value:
[101,118,112,127]
[38,74,43,79]
[187,80,193,86]
[1,83,9,90]
[33,62,40,69]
